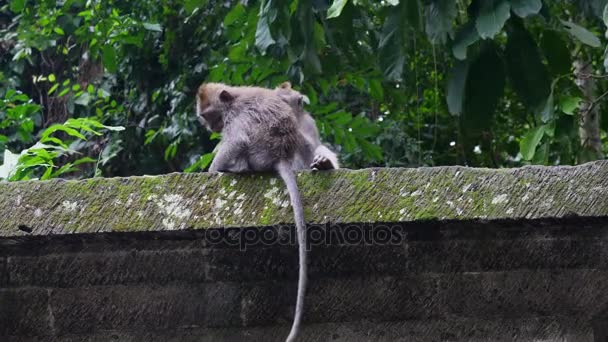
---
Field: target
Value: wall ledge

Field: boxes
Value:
[0,161,607,237]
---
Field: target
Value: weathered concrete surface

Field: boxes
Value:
[1,161,608,341]
[0,161,607,237]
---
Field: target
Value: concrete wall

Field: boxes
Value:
[1,161,608,341]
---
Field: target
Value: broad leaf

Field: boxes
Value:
[505,19,550,110]
[327,0,349,19]
[102,45,117,73]
[255,1,276,53]
[9,0,25,13]
[561,20,601,47]
[531,141,549,164]
[74,93,92,106]
[369,79,384,101]
[184,0,207,14]
[475,0,511,39]
[42,125,87,141]
[511,0,542,18]
[520,125,545,160]
[462,45,505,135]
[560,96,581,115]
[540,30,572,75]
[538,91,554,123]
[446,61,470,116]
[452,22,480,60]
[143,23,162,32]
[224,3,246,26]
[425,0,457,44]
[379,2,408,81]
[185,153,214,172]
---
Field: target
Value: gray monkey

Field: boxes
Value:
[197,82,309,342]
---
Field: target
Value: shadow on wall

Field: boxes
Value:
[594,308,608,342]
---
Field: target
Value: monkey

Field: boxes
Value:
[198,82,340,171]
[275,82,340,171]
[196,82,309,342]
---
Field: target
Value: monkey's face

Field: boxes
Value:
[197,103,224,132]
[196,85,236,133]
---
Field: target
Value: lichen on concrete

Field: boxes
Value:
[1,161,607,237]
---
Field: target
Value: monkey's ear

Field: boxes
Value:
[279,81,292,89]
[219,90,234,103]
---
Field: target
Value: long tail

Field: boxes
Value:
[277,160,307,342]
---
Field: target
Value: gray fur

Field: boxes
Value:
[197,83,308,342]
[275,84,340,171]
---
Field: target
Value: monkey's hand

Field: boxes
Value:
[311,154,334,171]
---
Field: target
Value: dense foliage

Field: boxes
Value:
[1,0,607,181]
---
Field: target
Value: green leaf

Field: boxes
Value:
[143,23,162,32]
[185,153,214,172]
[538,91,553,123]
[73,157,97,166]
[228,43,247,62]
[327,0,349,19]
[42,124,87,141]
[452,22,480,60]
[520,125,545,160]
[531,141,549,165]
[102,45,117,73]
[327,111,352,125]
[540,30,572,75]
[510,0,542,18]
[369,79,384,101]
[48,74,56,82]
[560,96,581,115]
[425,0,457,44]
[446,61,470,116]
[58,88,70,97]
[74,93,92,106]
[164,141,178,161]
[48,83,59,95]
[560,20,601,47]
[379,2,409,81]
[224,3,246,26]
[358,139,383,161]
[184,0,207,14]
[255,1,276,53]
[603,4,608,27]
[9,0,25,13]
[505,19,550,110]
[54,27,65,35]
[462,44,506,135]
[97,88,110,99]
[475,0,511,39]
[40,136,68,149]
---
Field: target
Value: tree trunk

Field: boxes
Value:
[573,60,603,159]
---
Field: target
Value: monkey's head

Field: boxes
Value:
[275,82,310,111]
[196,83,236,132]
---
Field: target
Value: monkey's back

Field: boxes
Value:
[227,95,305,171]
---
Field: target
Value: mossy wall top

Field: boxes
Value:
[1,161,607,237]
